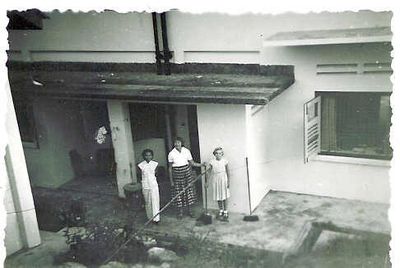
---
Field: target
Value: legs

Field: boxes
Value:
[222,200,229,221]
[142,189,152,220]
[151,186,160,222]
[172,166,197,219]
[217,199,228,221]
[143,187,160,223]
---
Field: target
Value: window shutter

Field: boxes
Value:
[304,96,321,163]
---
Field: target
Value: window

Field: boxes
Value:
[304,92,392,162]
[13,98,39,148]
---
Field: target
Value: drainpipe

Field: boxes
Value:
[151,12,162,75]
[160,12,172,75]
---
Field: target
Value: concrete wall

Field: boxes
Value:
[246,42,392,208]
[3,83,40,256]
[23,98,86,188]
[7,11,391,64]
[197,103,249,213]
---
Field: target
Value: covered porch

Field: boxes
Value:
[8,62,295,214]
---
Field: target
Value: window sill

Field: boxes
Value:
[311,154,391,167]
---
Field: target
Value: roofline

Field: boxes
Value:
[263,35,392,47]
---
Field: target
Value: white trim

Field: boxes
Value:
[263,35,392,47]
[311,154,391,167]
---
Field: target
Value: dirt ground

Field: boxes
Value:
[5,187,391,267]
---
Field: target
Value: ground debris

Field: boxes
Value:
[147,247,180,263]
[58,262,88,268]
[99,261,130,268]
[134,235,157,248]
[144,262,170,268]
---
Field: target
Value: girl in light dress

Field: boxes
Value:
[207,147,230,221]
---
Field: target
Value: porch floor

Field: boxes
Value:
[6,184,390,267]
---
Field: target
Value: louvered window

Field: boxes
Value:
[304,92,392,162]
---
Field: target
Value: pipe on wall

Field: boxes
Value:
[151,12,172,75]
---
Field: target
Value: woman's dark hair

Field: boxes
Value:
[142,149,154,158]
[173,137,184,146]
[213,147,224,156]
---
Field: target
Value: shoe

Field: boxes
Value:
[152,221,159,225]
[216,210,223,221]
[221,211,229,222]
[188,210,196,218]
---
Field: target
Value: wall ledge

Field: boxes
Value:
[311,154,391,167]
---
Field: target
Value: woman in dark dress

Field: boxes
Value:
[168,137,204,219]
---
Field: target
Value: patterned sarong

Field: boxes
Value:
[172,165,197,208]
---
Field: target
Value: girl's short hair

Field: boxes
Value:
[173,137,184,145]
[213,147,223,156]
[142,149,154,158]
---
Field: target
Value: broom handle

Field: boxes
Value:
[204,167,208,213]
[104,168,208,264]
[246,157,252,215]
[143,167,208,226]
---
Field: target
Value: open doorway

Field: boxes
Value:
[128,103,202,208]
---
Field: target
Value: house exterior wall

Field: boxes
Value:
[246,42,392,207]
[196,103,249,213]
[7,10,392,210]
[24,98,86,188]
[8,11,391,64]
[3,83,41,256]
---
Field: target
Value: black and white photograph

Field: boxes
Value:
[1,3,399,268]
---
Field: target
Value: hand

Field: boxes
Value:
[170,181,175,187]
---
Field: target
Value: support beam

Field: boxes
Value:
[3,82,41,255]
[107,100,137,198]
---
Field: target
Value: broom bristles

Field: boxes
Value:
[243,215,259,222]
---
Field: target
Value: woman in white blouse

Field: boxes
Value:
[168,137,204,219]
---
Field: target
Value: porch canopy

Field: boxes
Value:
[8,62,294,105]
[263,26,392,47]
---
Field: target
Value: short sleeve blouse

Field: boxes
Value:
[168,147,193,167]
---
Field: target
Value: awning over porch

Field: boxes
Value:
[263,27,392,47]
[8,62,295,105]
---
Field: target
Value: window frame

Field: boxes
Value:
[305,90,392,165]
[13,96,40,149]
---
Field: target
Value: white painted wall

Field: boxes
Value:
[24,98,86,188]
[3,83,40,256]
[197,103,249,213]
[7,11,391,63]
[246,42,392,208]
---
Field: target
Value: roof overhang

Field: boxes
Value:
[8,62,295,105]
[263,27,392,47]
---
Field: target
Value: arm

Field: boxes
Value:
[136,166,142,183]
[168,164,174,186]
[205,163,212,187]
[188,159,204,168]
[225,164,230,188]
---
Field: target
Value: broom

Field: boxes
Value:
[243,157,259,222]
[196,167,212,225]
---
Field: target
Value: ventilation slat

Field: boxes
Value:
[316,63,358,75]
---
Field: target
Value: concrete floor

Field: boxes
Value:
[5,187,390,267]
[5,231,70,268]
[142,190,390,253]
